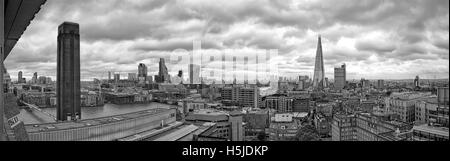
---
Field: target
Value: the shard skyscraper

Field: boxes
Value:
[313,35,325,91]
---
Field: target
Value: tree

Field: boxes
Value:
[257,131,267,141]
[295,125,321,141]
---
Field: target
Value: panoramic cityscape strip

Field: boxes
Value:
[1,0,449,143]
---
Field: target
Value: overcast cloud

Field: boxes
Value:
[4,0,449,81]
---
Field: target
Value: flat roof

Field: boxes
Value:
[153,125,199,141]
[25,108,173,133]
[413,125,449,137]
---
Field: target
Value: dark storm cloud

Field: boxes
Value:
[6,43,56,63]
[355,40,397,53]
[4,0,449,80]
[130,39,222,52]
[433,39,450,50]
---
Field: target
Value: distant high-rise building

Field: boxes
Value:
[32,72,38,84]
[313,35,325,91]
[437,87,449,106]
[46,77,52,84]
[38,76,47,84]
[138,63,147,78]
[178,70,183,78]
[377,80,385,89]
[157,58,170,83]
[128,73,137,81]
[299,75,309,82]
[221,85,261,108]
[172,70,184,84]
[108,71,111,82]
[189,64,200,84]
[57,22,81,121]
[414,76,420,87]
[360,78,370,88]
[18,71,23,83]
[146,76,153,83]
[334,64,346,90]
[114,74,120,82]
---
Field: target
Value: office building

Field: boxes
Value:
[46,77,52,84]
[243,109,270,141]
[377,80,385,89]
[414,76,420,87]
[146,76,153,83]
[312,35,325,91]
[31,72,38,84]
[156,58,170,83]
[189,64,201,84]
[268,113,301,141]
[185,109,244,141]
[114,74,120,82]
[332,114,357,141]
[221,85,260,108]
[314,113,332,137]
[265,94,294,113]
[437,87,449,106]
[138,63,147,78]
[361,79,370,88]
[293,98,310,113]
[332,113,413,141]
[38,76,47,84]
[128,73,137,81]
[386,92,432,123]
[57,22,81,121]
[355,113,413,141]
[18,71,24,83]
[412,124,449,141]
[108,71,111,82]
[334,64,346,90]
[415,95,449,127]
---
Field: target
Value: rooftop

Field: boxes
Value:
[413,124,449,137]
[25,108,173,133]
[152,124,199,141]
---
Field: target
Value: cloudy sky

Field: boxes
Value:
[5,0,449,81]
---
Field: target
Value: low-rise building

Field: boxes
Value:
[385,92,433,123]
[268,113,301,141]
[332,112,413,141]
[293,98,310,113]
[412,124,449,141]
[314,113,331,137]
[332,114,357,141]
[265,94,294,113]
[185,109,244,141]
[355,113,413,141]
[243,109,270,141]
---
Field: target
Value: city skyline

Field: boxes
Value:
[2,0,448,143]
[3,0,449,81]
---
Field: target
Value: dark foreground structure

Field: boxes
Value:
[57,22,81,121]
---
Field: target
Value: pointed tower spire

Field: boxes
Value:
[313,35,325,91]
